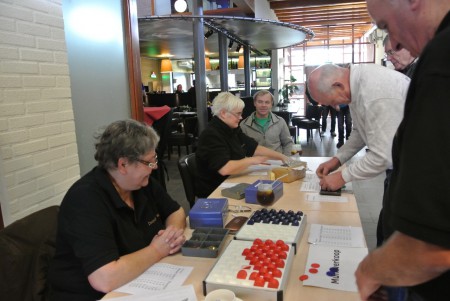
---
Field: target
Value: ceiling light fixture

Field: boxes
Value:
[236,44,242,52]
[160,59,173,72]
[228,40,234,49]
[174,0,188,13]
[204,29,214,39]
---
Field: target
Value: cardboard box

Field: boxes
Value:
[189,198,228,229]
[245,180,283,205]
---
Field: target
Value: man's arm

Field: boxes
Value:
[355,231,450,300]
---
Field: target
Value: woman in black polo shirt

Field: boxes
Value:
[196,92,290,197]
[49,120,186,301]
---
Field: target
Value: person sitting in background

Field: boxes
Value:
[383,34,417,78]
[175,84,183,94]
[320,105,337,137]
[240,90,294,156]
[195,92,291,198]
[49,119,186,301]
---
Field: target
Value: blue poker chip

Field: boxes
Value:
[326,271,336,277]
[329,267,339,272]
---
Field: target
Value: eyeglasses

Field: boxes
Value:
[385,49,396,57]
[228,111,243,119]
[228,205,252,213]
[136,155,158,169]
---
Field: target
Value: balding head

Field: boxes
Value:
[307,64,351,109]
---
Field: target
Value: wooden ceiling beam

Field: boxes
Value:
[276,7,368,17]
[279,13,370,23]
[269,0,366,10]
[290,17,372,27]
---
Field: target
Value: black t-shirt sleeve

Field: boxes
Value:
[60,187,120,276]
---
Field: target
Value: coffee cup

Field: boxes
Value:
[205,289,236,301]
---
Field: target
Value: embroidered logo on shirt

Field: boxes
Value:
[147,214,160,226]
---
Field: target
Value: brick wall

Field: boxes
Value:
[0,0,80,225]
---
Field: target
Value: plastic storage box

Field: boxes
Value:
[245,180,283,205]
[189,198,228,229]
[181,228,229,258]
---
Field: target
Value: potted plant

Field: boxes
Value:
[278,75,299,107]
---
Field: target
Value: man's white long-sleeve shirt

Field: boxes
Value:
[335,64,410,182]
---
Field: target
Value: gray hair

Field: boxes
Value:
[211,92,244,116]
[94,119,160,170]
[308,64,342,95]
[253,90,274,102]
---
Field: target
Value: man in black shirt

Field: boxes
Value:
[356,1,450,301]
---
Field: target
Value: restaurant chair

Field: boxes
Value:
[168,116,198,160]
[177,153,198,208]
[272,110,298,144]
[0,205,59,301]
[291,104,323,142]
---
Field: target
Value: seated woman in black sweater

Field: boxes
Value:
[195,92,290,197]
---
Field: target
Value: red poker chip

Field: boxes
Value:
[309,268,318,274]
[299,274,309,281]
[311,263,320,268]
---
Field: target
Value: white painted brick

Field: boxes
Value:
[67,166,80,179]
[48,1,63,16]
[34,11,63,28]
[8,200,21,217]
[0,103,26,117]
[54,176,78,195]
[60,120,75,133]
[53,51,67,63]
[23,75,55,87]
[29,123,61,138]
[0,3,34,22]
[51,27,64,39]
[41,87,71,98]
[51,154,78,171]
[1,61,39,74]
[20,48,53,62]
[0,75,22,88]
[1,146,14,160]
[9,114,45,129]
[0,16,15,31]
[40,63,68,75]
[45,110,73,123]
[37,37,66,51]
[17,20,50,37]
[48,132,76,148]
[16,0,50,13]
[12,138,48,156]
[65,143,78,156]
[0,31,35,48]
[0,129,28,146]
[19,186,54,206]
[57,99,74,111]
[33,147,65,164]
[0,119,8,131]
[3,88,41,102]
[8,179,37,200]
[37,169,66,189]
[16,161,51,183]
[0,46,19,59]
[56,76,70,87]
[27,100,59,113]
[2,155,33,173]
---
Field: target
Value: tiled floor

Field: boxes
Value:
[161,117,383,251]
